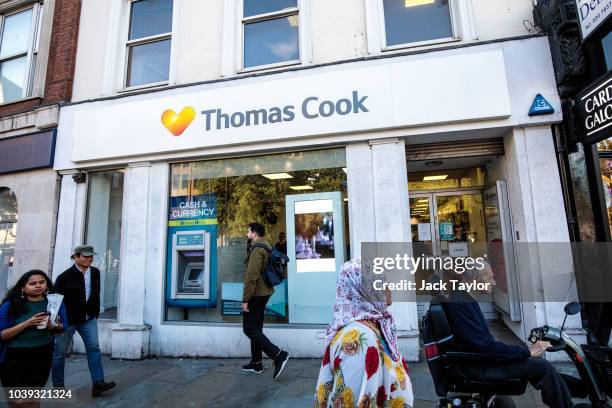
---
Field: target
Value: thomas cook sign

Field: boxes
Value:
[576,0,612,40]
[577,72,612,143]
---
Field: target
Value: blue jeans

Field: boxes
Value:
[52,318,105,386]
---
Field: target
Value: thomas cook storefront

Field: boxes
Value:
[53,37,575,360]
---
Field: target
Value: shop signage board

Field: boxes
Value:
[576,0,612,41]
[61,50,515,163]
[577,71,612,144]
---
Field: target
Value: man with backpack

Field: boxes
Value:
[242,223,290,378]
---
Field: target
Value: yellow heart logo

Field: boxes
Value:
[161,106,196,136]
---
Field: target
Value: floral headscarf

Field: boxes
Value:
[325,258,400,361]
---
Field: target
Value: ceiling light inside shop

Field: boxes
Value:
[342,168,347,173]
[423,175,448,181]
[405,0,435,7]
[262,172,294,180]
[417,198,429,203]
[290,185,314,190]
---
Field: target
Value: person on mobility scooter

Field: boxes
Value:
[422,264,577,408]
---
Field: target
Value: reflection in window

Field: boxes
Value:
[0,6,43,103]
[166,149,349,323]
[85,171,124,319]
[602,31,612,71]
[126,0,173,87]
[382,0,453,47]
[243,0,299,68]
[0,188,17,297]
[598,138,612,238]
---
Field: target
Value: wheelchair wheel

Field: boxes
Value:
[491,395,516,408]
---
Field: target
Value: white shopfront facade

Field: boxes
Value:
[52,36,581,361]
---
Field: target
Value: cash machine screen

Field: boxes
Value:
[177,250,205,294]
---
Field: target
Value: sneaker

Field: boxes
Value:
[272,351,290,379]
[242,362,264,373]
[91,380,116,397]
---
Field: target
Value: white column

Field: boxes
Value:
[371,139,420,361]
[52,171,87,281]
[503,127,584,359]
[111,162,151,359]
[346,142,376,258]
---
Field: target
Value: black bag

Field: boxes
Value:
[252,243,289,287]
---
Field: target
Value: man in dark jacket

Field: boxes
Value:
[445,286,574,408]
[241,223,290,378]
[51,245,116,396]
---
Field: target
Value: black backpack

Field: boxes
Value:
[252,243,289,287]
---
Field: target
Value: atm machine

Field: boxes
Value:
[166,229,216,307]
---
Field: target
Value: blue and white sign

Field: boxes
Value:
[528,94,555,116]
[576,0,612,41]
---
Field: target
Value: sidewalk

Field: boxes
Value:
[12,355,578,408]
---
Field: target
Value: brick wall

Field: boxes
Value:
[0,0,82,118]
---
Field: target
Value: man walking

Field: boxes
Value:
[242,223,290,378]
[51,245,116,396]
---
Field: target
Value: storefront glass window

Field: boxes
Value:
[597,138,612,238]
[602,31,612,71]
[382,0,454,47]
[165,149,348,324]
[85,171,125,319]
[0,188,17,297]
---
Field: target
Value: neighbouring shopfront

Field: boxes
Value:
[53,36,577,360]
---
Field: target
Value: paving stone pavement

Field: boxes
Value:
[0,355,581,408]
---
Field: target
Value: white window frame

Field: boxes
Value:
[365,0,477,55]
[222,0,310,76]
[121,0,174,92]
[0,2,43,104]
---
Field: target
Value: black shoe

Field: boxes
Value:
[272,351,290,379]
[241,362,264,373]
[92,380,116,397]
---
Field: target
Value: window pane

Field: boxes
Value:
[0,8,33,58]
[602,31,612,71]
[86,171,124,320]
[244,17,299,68]
[166,149,348,324]
[0,56,27,103]
[243,0,297,17]
[127,39,170,87]
[383,0,453,46]
[129,0,173,40]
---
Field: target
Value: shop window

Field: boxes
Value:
[381,0,455,48]
[125,0,173,88]
[166,149,349,324]
[0,4,43,104]
[597,138,612,238]
[85,171,125,319]
[0,188,17,297]
[602,31,612,71]
[242,0,300,69]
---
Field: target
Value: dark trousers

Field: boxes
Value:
[0,342,54,387]
[460,357,574,408]
[242,295,280,363]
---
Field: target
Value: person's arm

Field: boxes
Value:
[242,248,266,303]
[51,303,68,333]
[0,303,48,341]
[447,302,530,360]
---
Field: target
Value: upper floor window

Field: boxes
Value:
[242,0,299,69]
[125,0,172,88]
[382,0,454,48]
[0,5,43,104]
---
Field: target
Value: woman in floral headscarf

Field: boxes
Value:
[313,259,413,408]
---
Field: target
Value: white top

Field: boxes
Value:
[76,264,92,302]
